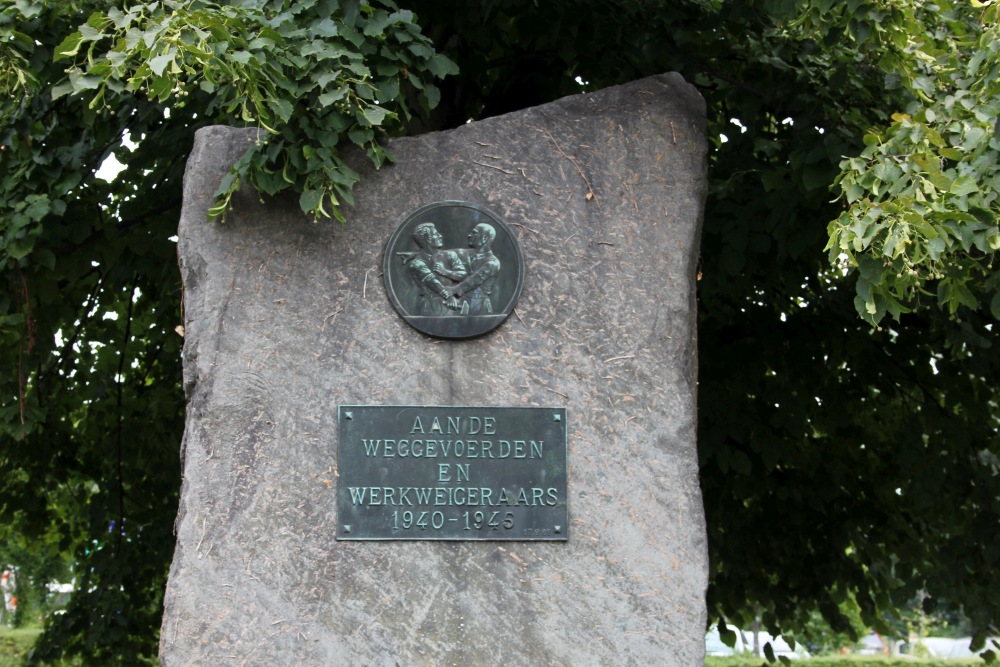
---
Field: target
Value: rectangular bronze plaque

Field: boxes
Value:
[336,406,568,541]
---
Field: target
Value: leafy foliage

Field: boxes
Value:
[0,535,73,627]
[798,604,868,655]
[53,0,455,221]
[824,0,1000,323]
[0,0,998,664]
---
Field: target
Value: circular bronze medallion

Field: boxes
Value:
[383,201,524,339]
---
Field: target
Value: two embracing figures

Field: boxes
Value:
[398,222,500,316]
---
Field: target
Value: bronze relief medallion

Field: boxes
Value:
[383,201,524,339]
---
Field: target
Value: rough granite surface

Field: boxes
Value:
[161,72,709,666]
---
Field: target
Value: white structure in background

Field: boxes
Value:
[906,636,1000,659]
[748,632,812,660]
[705,625,750,656]
[705,625,811,659]
[0,569,15,623]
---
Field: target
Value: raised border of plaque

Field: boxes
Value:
[336,406,568,541]
[382,201,525,339]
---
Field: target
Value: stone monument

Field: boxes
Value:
[162,72,708,666]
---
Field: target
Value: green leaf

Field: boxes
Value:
[149,53,174,77]
[424,53,459,78]
[5,237,36,260]
[312,18,339,38]
[375,78,399,102]
[938,147,964,161]
[22,195,51,221]
[318,87,347,107]
[348,125,374,145]
[928,237,947,260]
[344,60,371,77]
[857,254,884,284]
[950,175,979,196]
[69,71,102,92]
[963,126,987,151]
[802,165,832,191]
[764,642,776,663]
[50,81,75,100]
[408,42,434,59]
[107,6,129,29]
[79,22,104,42]
[53,32,84,61]
[148,76,173,101]
[298,188,323,213]
[360,105,388,126]
[925,125,945,148]
[362,10,393,37]
[912,217,938,239]
[970,207,995,225]
[248,36,277,51]
[313,71,343,90]
[35,249,56,270]
[718,623,736,648]
[423,83,441,110]
[912,153,951,190]
[990,291,1000,320]
[270,98,294,123]
[844,180,864,203]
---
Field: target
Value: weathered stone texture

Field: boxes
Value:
[162,72,708,666]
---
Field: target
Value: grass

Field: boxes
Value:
[0,626,84,667]
[0,626,42,667]
[707,657,984,667]
[1,629,989,667]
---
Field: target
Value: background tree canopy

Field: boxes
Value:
[2,0,998,663]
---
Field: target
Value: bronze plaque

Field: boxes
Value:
[383,201,524,339]
[336,406,568,541]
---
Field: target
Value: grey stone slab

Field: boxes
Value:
[162,72,708,666]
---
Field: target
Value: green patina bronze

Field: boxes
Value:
[383,202,524,339]
[337,405,568,541]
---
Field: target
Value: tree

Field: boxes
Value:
[1,1,452,663]
[827,0,1000,324]
[2,0,998,664]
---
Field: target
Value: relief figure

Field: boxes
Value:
[396,222,466,316]
[397,222,501,316]
[446,223,501,315]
